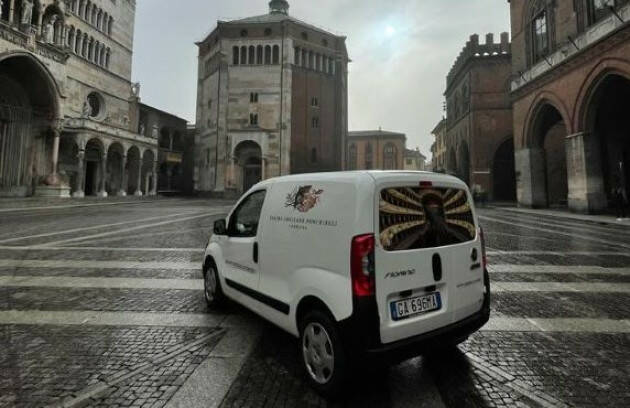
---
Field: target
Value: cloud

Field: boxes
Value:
[132,0,510,159]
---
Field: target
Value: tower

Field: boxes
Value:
[194,1,349,196]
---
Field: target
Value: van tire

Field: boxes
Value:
[299,310,348,398]
[204,263,225,308]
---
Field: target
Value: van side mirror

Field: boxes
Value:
[213,219,227,236]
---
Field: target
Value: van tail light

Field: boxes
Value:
[479,226,487,269]
[351,234,375,297]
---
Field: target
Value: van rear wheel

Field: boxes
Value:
[299,310,348,398]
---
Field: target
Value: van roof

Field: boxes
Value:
[257,170,466,187]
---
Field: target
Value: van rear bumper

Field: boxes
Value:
[363,303,489,362]
[339,270,491,363]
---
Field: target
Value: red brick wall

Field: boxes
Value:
[291,68,340,173]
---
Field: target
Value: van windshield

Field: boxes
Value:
[379,187,476,251]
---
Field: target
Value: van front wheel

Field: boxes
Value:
[204,264,225,308]
[299,310,348,397]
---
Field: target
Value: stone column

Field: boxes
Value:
[44,125,62,186]
[515,147,547,208]
[72,149,86,198]
[565,132,607,213]
[97,152,108,198]
[150,159,157,196]
[261,157,267,180]
[134,158,143,196]
[8,0,15,24]
[36,7,43,36]
[118,155,127,196]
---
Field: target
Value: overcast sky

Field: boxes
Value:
[132,0,510,159]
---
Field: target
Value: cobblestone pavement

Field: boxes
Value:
[220,207,630,408]
[1,200,630,407]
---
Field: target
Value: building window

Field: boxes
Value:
[249,46,255,64]
[250,113,259,126]
[233,46,239,65]
[240,29,248,37]
[207,99,212,109]
[240,46,247,65]
[311,148,318,163]
[312,117,319,128]
[265,45,272,64]
[311,97,319,107]
[250,93,259,103]
[87,92,104,118]
[406,159,413,166]
[272,45,280,64]
[588,0,615,24]
[264,28,272,36]
[532,10,549,63]
[384,143,397,170]
[365,143,373,169]
[349,144,357,170]
[257,45,263,64]
[301,32,308,40]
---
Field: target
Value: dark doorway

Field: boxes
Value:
[587,74,630,207]
[244,157,262,192]
[493,139,517,201]
[85,161,97,196]
[531,104,568,208]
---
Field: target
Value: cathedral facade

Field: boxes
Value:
[0,0,158,198]
[194,0,349,196]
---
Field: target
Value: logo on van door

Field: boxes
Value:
[285,186,324,213]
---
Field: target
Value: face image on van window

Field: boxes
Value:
[379,187,475,251]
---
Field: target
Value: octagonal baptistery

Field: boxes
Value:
[194,0,349,197]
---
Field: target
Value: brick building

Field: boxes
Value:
[0,0,161,198]
[346,130,406,170]
[443,32,516,201]
[510,0,630,212]
[194,0,349,196]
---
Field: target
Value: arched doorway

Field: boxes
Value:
[530,103,568,208]
[106,143,125,196]
[493,138,516,201]
[0,52,59,196]
[141,150,155,195]
[84,138,104,196]
[457,142,470,186]
[584,74,630,210]
[127,146,141,195]
[58,136,79,194]
[234,141,262,193]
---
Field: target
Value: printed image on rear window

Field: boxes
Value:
[380,187,475,251]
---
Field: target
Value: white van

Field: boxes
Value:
[203,171,490,395]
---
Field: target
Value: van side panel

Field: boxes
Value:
[258,175,375,333]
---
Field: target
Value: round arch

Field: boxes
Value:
[527,101,569,207]
[523,91,572,148]
[576,68,630,209]
[234,140,262,193]
[573,58,630,133]
[126,145,142,195]
[0,51,63,119]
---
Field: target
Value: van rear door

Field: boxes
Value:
[373,176,483,344]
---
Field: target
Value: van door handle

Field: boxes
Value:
[253,242,259,264]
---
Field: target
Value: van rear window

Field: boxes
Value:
[379,187,476,251]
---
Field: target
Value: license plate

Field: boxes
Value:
[390,292,441,321]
